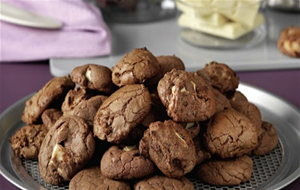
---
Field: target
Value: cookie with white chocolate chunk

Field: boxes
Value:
[93,84,151,144]
[38,116,95,185]
[139,120,197,178]
[277,26,300,58]
[157,69,216,122]
[196,61,239,93]
[70,64,116,94]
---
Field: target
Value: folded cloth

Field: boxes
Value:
[0,0,111,62]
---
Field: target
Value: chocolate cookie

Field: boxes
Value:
[277,26,300,58]
[196,155,253,186]
[228,91,261,135]
[71,64,115,94]
[22,76,75,124]
[157,69,216,122]
[134,175,194,190]
[39,116,95,185]
[111,47,160,87]
[253,121,279,156]
[101,145,156,180]
[156,55,185,80]
[196,61,239,93]
[61,86,93,114]
[10,124,48,159]
[213,88,231,114]
[235,102,262,136]
[193,136,211,165]
[69,167,131,190]
[228,90,248,110]
[139,120,197,178]
[204,109,258,158]
[41,108,63,130]
[65,95,108,127]
[94,84,151,144]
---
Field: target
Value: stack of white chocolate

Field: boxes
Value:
[176,0,264,40]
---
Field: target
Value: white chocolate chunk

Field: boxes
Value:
[169,86,177,111]
[186,122,195,129]
[49,144,72,176]
[284,41,292,53]
[123,145,137,152]
[175,131,187,145]
[178,13,264,40]
[181,87,189,93]
[177,0,262,27]
[85,69,92,82]
[50,144,65,163]
[190,81,197,91]
[223,1,260,27]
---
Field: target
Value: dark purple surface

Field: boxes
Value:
[0,61,299,190]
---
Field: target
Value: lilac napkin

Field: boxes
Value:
[0,0,111,62]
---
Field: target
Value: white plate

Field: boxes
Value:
[0,2,62,29]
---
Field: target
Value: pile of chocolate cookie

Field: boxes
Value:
[10,47,279,189]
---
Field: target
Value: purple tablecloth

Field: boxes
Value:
[0,61,299,190]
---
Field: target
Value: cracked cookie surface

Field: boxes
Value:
[22,76,75,124]
[112,47,160,87]
[61,86,93,114]
[93,84,151,144]
[157,69,216,122]
[139,120,197,178]
[204,109,258,158]
[196,155,253,185]
[65,95,107,127]
[38,116,95,185]
[134,175,194,190]
[196,61,239,93]
[69,167,131,190]
[101,145,155,180]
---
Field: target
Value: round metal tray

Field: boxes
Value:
[0,82,300,190]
